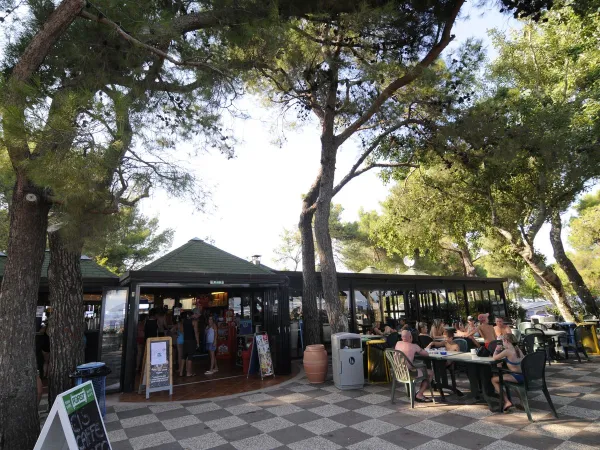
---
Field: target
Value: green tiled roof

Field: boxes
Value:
[0,251,118,280]
[141,238,275,275]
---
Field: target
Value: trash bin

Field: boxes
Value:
[331,332,363,390]
[580,323,600,354]
[70,362,111,417]
[365,339,389,384]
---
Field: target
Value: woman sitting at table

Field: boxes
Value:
[491,334,524,413]
[429,319,445,339]
[417,322,428,336]
[373,321,394,336]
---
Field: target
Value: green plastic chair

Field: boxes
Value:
[502,351,558,422]
[384,349,435,409]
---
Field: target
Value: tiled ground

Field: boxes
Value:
[101,357,600,449]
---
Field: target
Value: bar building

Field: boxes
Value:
[13,239,508,393]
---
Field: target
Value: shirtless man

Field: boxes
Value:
[494,317,512,339]
[395,330,434,402]
[459,313,495,349]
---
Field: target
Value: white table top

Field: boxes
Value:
[420,350,497,364]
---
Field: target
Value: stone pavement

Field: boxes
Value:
[102,357,600,450]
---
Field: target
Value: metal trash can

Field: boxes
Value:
[331,332,363,390]
[70,362,112,417]
[580,323,600,354]
[365,339,389,384]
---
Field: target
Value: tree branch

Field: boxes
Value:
[78,10,229,79]
[334,0,465,147]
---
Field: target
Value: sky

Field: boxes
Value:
[140,3,533,269]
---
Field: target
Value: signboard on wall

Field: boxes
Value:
[34,381,111,450]
[139,337,173,399]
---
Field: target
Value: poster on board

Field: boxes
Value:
[139,337,173,398]
[34,381,111,450]
[255,333,274,378]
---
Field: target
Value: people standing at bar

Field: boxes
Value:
[156,308,167,337]
[180,311,199,377]
[136,314,147,372]
[205,316,218,375]
[39,324,50,378]
[144,308,159,341]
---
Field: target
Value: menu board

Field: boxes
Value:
[255,334,274,377]
[139,337,173,398]
[64,383,110,449]
[34,381,111,450]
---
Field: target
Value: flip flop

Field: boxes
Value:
[415,397,432,403]
[503,404,514,413]
[186,373,196,377]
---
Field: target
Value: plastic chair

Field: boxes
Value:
[502,351,558,422]
[487,340,499,355]
[534,323,548,331]
[524,328,551,365]
[384,349,435,409]
[558,325,590,362]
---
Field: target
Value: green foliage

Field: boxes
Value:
[83,206,174,274]
[273,227,302,271]
[567,190,600,296]
[507,298,526,322]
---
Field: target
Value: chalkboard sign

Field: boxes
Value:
[64,383,110,449]
[139,337,173,398]
[34,381,111,450]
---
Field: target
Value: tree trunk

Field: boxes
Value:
[550,211,599,317]
[299,175,322,346]
[520,251,577,322]
[458,245,477,277]
[0,176,50,450]
[314,137,348,334]
[47,230,85,408]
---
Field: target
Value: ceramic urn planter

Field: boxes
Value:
[303,344,328,383]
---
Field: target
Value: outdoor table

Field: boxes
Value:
[541,329,566,360]
[417,351,505,413]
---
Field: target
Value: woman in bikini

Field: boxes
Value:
[491,333,524,412]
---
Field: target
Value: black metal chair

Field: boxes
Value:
[386,332,400,349]
[502,351,558,422]
[558,325,590,362]
[524,328,551,365]
[453,338,469,353]
[417,335,433,349]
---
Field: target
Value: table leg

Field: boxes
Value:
[432,360,446,401]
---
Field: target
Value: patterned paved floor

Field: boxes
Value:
[102,357,600,450]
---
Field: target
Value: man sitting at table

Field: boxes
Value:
[494,317,512,339]
[395,330,434,403]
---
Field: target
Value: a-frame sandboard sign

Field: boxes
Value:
[34,380,111,450]
[138,336,173,399]
[246,333,275,380]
